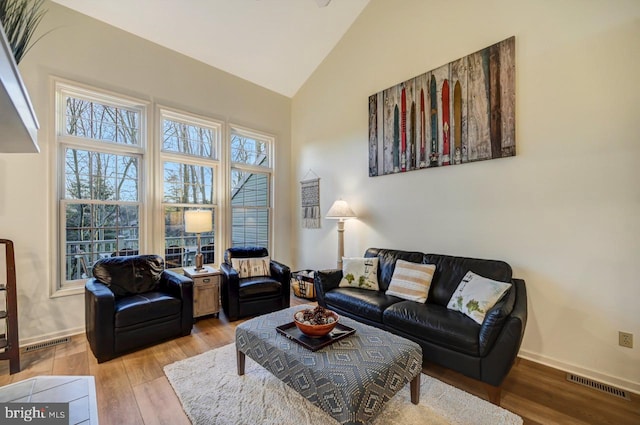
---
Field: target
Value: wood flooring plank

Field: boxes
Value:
[132,376,190,425]
[175,331,213,358]
[52,351,89,376]
[9,347,55,383]
[121,347,164,387]
[89,358,144,425]
[150,340,188,368]
[54,334,87,359]
[0,361,11,386]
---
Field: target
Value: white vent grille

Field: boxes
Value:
[24,337,71,352]
[566,373,630,400]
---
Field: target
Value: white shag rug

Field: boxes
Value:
[164,343,522,425]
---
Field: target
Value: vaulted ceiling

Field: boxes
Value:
[50,0,370,97]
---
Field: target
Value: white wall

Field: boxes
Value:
[0,2,291,344]
[292,0,640,392]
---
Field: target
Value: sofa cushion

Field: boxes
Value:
[447,271,512,324]
[324,287,400,324]
[115,292,181,328]
[365,248,425,291]
[386,260,436,303]
[383,301,480,356]
[231,256,271,278]
[93,255,164,297]
[339,257,379,291]
[238,277,281,298]
[425,254,512,307]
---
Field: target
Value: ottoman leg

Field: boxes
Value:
[410,374,420,404]
[237,349,245,375]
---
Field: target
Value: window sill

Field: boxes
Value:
[50,284,84,298]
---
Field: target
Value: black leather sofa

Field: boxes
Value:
[85,255,194,363]
[220,247,291,321]
[314,248,527,405]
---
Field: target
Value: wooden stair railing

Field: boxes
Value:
[0,239,20,374]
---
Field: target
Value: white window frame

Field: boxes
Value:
[228,124,275,253]
[157,106,223,267]
[50,78,149,297]
[49,80,278,297]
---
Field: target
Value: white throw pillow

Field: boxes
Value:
[339,257,379,291]
[447,271,512,324]
[231,256,271,278]
[385,260,436,303]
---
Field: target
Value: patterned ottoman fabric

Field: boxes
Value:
[236,305,422,425]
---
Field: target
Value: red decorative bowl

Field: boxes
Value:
[293,309,339,338]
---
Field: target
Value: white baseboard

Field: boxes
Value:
[519,349,640,395]
[19,327,85,348]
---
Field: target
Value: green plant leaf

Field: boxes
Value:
[0,0,47,64]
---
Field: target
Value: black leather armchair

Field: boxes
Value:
[85,255,193,363]
[220,247,290,321]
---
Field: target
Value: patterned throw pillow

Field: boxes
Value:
[447,271,512,324]
[338,257,379,291]
[385,260,436,303]
[231,256,271,278]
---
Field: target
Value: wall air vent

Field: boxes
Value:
[24,337,71,352]
[566,373,630,400]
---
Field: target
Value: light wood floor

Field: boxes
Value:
[0,296,638,425]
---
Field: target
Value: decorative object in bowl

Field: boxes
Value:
[293,306,339,338]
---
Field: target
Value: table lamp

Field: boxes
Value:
[185,210,212,271]
[325,199,356,269]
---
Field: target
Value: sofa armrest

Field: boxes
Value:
[313,269,342,307]
[85,279,116,362]
[480,278,528,386]
[478,281,516,355]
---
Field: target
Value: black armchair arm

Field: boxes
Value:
[160,270,193,299]
[313,269,342,307]
[480,278,528,386]
[271,260,291,309]
[85,279,116,362]
[160,270,194,335]
[221,262,240,320]
[270,260,290,280]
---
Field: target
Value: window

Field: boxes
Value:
[53,81,276,294]
[160,109,221,268]
[230,126,273,249]
[55,82,146,290]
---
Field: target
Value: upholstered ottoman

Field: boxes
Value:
[236,305,422,425]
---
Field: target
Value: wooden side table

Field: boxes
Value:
[184,266,222,319]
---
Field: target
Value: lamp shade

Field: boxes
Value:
[325,200,356,220]
[184,210,212,233]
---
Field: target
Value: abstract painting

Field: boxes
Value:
[368,36,515,177]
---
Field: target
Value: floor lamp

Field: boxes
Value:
[185,210,212,271]
[325,200,356,269]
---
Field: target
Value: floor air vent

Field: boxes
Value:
[24,337,71,352]
[566,373,630,400]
